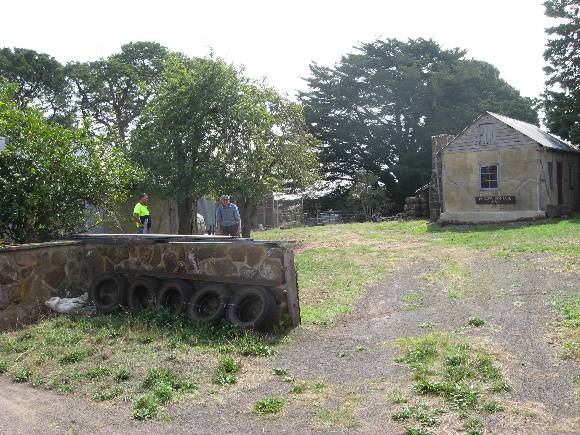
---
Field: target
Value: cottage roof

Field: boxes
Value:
[487,112,579,154]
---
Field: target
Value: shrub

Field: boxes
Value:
[0,82,137,243]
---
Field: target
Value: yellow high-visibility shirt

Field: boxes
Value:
[133,203,150,227]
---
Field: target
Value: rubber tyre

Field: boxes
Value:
[226,286,274,330]
[156,279,193,315]
[89,273,128,314]
[127,277,160,315]
[187,283,231,323]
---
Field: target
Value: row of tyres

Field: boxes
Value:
[88,272,277,330]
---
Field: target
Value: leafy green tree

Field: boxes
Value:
[346,171,391,217]
[67,41,167,143]
[131,53,244,234]
[218,86,319,237]
[0,47,73,124]
[543,0,580,145]
[301,38,538,207]
[0,81,137,243]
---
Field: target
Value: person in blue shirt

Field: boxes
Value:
[215,195,240,237]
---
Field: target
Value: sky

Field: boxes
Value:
[0,0,551,100]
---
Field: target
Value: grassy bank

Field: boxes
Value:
[260,213,579,325]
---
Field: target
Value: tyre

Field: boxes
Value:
[187,283,231,323]
[127,277,160,315]
[89,273,128,314]
[156,279,192,315]
[226,286,274,330]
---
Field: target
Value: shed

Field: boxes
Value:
[431,112,580,223]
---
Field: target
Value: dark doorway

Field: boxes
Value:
[556,162,563,205]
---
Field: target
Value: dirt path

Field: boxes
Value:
[1,249,578,434]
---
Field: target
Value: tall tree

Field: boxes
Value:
[0,81,137,243]
[0,47,72,124]
[543,0,580,145]
[67,41,167,143]
[218,87,319,237]
[131,53,244,234]
[301,38,539,207]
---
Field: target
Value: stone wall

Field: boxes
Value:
[430,134,455,221]
[0,237,297,330]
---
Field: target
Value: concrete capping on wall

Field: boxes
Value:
[439,210,546,224]
[0,236,298,331]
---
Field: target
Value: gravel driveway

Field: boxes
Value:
[1,247,578,435]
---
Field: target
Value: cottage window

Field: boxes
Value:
[547,161,553,190]
[480,164,498,189]
[479,124,496,145]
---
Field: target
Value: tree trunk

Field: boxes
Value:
[191,201,199,235]
[177,197,193,235]
[238,197,257,238]
[169,198,179,234]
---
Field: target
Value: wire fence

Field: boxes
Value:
[254,197,370,229]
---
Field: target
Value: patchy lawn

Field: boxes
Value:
[550,292,580,362]
[0,213,578,430]
[391,332,510,434]
[259,212,580,325]
[0,311,279,419]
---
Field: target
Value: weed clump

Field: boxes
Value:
[133,394,160,420]
[466,317,485,327]
[395,332,509,433]
[550,292,580,361]
[271,367,288,376]
[392,403,444,427]
[12,367,32,383]
[93,386,124,401]
[132,367,197,419]
[114,367,131,382]
[289,383,305,394]
[212,355,240,385]
[254,396,285,414]
[59,349,88,365]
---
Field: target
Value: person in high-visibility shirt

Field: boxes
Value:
[133,193,152,234]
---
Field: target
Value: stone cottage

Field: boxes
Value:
[431,112,580,223]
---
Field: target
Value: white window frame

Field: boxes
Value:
[480,163,499,190]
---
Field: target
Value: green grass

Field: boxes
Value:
[466,317,485,327]
[429,213,580,255]
[261,213,579,325]
[0,310,276,419]
[1,215,577,423]
[394,332,509,433]
[550,292,580,361]
[254,396,285,414]
[212,354,241,385]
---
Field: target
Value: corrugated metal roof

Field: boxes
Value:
[487,112,579,154]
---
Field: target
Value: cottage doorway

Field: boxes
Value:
[556,162,563,205]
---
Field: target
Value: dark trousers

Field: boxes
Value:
[137,216,152,234]
[220,224,239,237]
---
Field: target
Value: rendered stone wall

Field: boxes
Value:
[442,147,538,213]
[0,239,290,330]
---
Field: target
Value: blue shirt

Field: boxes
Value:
[216,203,240,226]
